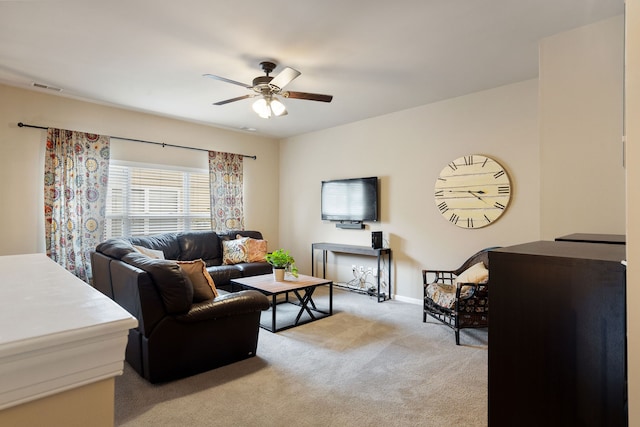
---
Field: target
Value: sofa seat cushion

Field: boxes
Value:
[234,262,272,277]
[174,290,270,323]
[206,264,243,286]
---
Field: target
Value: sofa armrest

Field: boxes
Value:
[175,290,269,323]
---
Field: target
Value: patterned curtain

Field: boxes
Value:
[44,128,110,283]
[208,151,244,232]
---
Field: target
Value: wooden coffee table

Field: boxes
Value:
[230,274,333,332]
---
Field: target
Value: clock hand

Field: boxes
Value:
[468,190,492,205]
[468,191,484,201]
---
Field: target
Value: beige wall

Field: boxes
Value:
[626,0,640,424]
[539,16,625,239]
[281,79,541,302]
[0,84,281,255]
[277,16,625,304]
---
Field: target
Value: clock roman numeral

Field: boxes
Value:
[494,170,505,179]
[484,214,492,223]
[438,202,448,213]
[494,202,506,210]
[498,185,510,194]
[434,190,444,197]
[448,162,458,171]
[449,213,459,224]
[464,155,474,166]
[481,157,489,167]
[467,218,474,228]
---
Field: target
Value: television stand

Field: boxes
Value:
[311,243,392,302]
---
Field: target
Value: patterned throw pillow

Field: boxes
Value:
[176,259,218,301]
[222,237,249,264]
[236,234,268,262]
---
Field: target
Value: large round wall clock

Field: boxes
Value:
[434,154,511,229]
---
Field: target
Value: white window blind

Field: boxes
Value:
[104,163,211,239]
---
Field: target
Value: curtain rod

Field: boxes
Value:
[17,122,257,160]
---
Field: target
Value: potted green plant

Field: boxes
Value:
[265,249,299,281]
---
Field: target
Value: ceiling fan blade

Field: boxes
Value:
[284,91,333,102]
[203,73,252,89]
[213,94,255,105]
[269,67,301,90]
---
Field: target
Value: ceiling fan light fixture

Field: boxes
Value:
[252,97,271,118]
[270,97,286,116]
[252,96,287,118]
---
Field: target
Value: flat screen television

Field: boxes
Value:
[321,177,378,224]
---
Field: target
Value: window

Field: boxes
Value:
[104,162,211,239]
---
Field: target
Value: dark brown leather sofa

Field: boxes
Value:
[91,230,272,383]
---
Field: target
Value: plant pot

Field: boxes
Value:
[273,267,285,282]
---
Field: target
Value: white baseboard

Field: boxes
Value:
[392,294,422,305]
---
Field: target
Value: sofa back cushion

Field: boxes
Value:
[96,238,137,260]
[128,233,181,260]
[177,231,222,266]
[122,252,194,314]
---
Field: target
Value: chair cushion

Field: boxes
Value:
[425,283,458,309]
[426,262,488,309]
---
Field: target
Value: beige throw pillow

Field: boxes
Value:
[176,259,218,301]
[456,261,489,298]
[133,245,165,260]
[237,234,268,262]
[456,261,489,284]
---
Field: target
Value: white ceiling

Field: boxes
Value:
[0,0,624,139]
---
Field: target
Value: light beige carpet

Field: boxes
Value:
[114,288,488,426]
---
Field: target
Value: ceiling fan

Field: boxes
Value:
[203,61,333,118]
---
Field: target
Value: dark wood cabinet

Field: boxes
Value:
[489,241,627,426]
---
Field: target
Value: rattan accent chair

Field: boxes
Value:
[422,247,499,345]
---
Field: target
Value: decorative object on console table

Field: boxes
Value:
[265,249,298,281]
[371,231,383,249]
[311,242,391,302]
